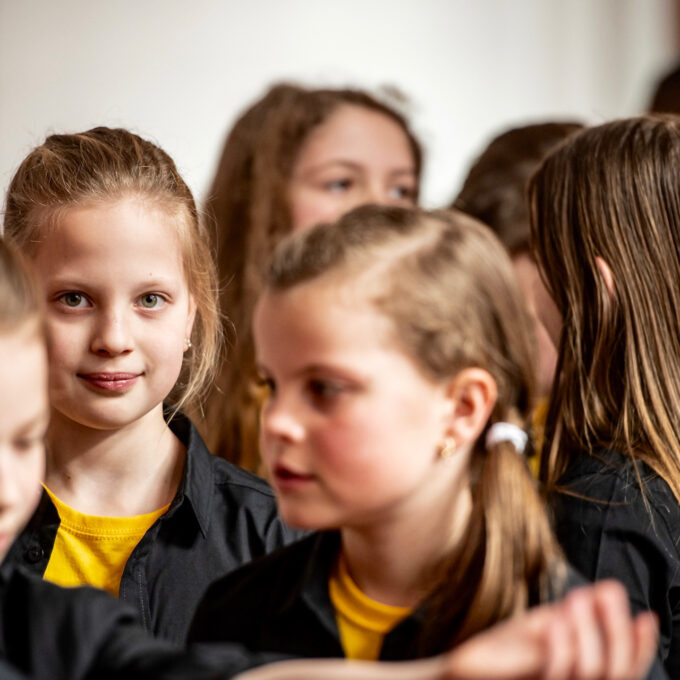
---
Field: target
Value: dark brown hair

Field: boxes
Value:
[263,204,563,652]
[200,83,422,471]
[454,122,583,254]
[529,115,680,502]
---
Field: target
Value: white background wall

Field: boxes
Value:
[1,0,677,211]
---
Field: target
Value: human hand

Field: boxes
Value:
[444,579,659,680]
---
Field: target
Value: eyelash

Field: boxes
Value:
[55,292,168,310]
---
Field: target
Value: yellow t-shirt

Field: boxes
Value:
[43,487,170,596]
[328,555,411,660]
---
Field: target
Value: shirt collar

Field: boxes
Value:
[167,412,215,538]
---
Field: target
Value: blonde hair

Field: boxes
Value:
[0,237,43,334]
[529,115,680,503]
[3,127,222,412]
[264,204,563,651]
[200,83,422,470]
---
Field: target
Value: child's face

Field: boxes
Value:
[254,275,455,530]
[512,252,558,397]
[32,197,196,432]
[0,325,48,562]
[287,104,418,233]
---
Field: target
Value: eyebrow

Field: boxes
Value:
[296,160,416,178]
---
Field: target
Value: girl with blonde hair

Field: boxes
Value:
[2,127,296,643]
[188,205,658,676]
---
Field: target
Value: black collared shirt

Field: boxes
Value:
[0,562,287,679]
[188,532,578,661]
[4,413,300,644]
[551,450,680,678]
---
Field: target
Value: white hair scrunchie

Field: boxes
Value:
[485,422,528,454]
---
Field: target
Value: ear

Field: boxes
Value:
[184,294,197,351]
[595,256,615,300]
[444,368,498,448]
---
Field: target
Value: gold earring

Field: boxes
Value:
[439,437,456,460]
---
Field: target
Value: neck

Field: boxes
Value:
[339,461,472,608]
[45,405,186,516]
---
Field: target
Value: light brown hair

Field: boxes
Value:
[201,83,422,471]
[3,127,222,412]
[529,115,680,503]
[264,204,563,652]
[454,121,583,254]
[0,237,43,334]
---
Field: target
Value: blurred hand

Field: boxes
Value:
[444,579,659,680]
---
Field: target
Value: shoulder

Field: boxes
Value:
[1,565,141,677]
[188,532,328,643]
[172,411,276,499]
[3,563,136,628]
[553,450,679,527]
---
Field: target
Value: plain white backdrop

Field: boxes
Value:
[0,0,677,211]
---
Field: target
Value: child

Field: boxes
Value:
[199,83,422,472]
[0,233,660,680]
[189,204,650,668]
[528,115,680,676]
[2,127,297,644]
[453,121,583,399]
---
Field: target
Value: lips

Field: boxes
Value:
[272,463,315,490]
[77,372,141,392]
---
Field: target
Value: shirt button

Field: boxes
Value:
[26,546,44,563]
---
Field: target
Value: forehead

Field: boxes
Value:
[296,104,414,168]
[34,197,187,274]
[254,272,395,358]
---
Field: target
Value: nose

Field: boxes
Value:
[260,396,305,447]
[90,305,134,357]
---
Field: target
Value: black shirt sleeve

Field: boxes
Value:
[551,453,680,678]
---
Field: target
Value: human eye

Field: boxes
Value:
[388,183,417,204]
[57,291,90,309]
[323,177,354,193]
[306,378,345,408]
[137,293,166,310]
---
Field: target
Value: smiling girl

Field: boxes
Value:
[2,127,296,643]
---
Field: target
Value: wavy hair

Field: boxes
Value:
[200,83,422,471]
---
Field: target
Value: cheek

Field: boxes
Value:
[288,189,345,234]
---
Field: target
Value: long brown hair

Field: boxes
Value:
[529,115,680,502]
[264,204,563,652]
[200,83,422,471]
[3,127,222,413]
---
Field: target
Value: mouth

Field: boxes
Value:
[77,372,142,392]
[272,464,315,490]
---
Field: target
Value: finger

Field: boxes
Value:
[541,609,574,680]
[591,580,634,678]
[628,611,659,680]
[564,587,606,679]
